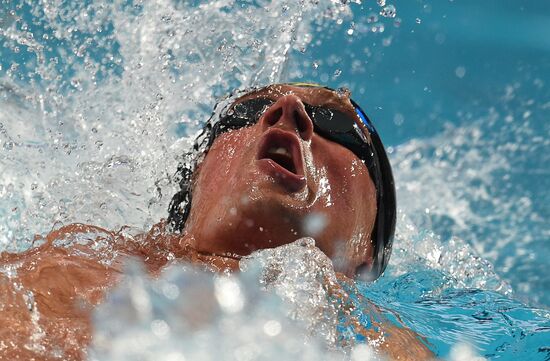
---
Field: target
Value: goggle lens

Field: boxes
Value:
[213,97,374,170]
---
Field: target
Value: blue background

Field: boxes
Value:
[288,0,550,307]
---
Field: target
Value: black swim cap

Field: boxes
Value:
[168,84,396,280]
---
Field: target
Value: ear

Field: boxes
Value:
[167,157,202,232]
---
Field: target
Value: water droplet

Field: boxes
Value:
[416,17,422,24]
[312,61,319,69]
[380,5,396,18]
[394,17,402,27]
[161,282,180,300]
[371,23,385,33]
[351,344,375,361]
[3,141,14,150]
[70,78,81,89]
[377,0,386,6]
[151,319,170,339]
[336,87,351,98]
[303,213,327,236]
[333,69,342,78]
[214,277,244,314]
[76,45,86,57]
[367,13,379,23]
[263,320,282,337]
[393,113,404,126]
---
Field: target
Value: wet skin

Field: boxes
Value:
[0,85,433,360]
[0,225,433,361]
[183,85,377,277]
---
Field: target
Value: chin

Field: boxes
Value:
[195,219,303,258]
[215,199,306,256]
[190,170,319,257]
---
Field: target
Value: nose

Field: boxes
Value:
[260,94,314,141]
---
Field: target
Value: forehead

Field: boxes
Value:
[232,84,359,121]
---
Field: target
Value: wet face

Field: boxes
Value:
[183,85,377,277]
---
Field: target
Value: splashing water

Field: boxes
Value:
[90,240,354,361]
[89,239,549,360]
[0,0,355,250]
[392,106,550,306]
[1,0,549,360]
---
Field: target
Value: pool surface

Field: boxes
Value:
[1,0,549,359]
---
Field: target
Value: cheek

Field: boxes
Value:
[330,158,375,214]
[311,139,377,230]
[192,127,259,201]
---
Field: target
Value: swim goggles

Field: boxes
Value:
[169,84,396,280]
[209,96,376,174]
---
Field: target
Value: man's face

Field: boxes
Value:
[183,85,377,277]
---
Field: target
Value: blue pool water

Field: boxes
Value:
[1,0,549,360]
[286,0,550,308]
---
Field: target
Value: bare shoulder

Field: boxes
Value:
[0,224,131,359]
[0,221,234,359]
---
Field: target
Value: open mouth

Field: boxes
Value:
[264,146,296,173]
[256,129,306,192]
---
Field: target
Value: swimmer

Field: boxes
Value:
[0,84,433,360]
